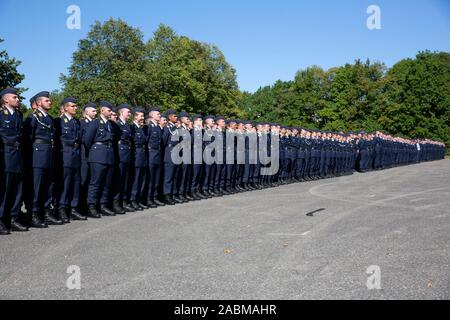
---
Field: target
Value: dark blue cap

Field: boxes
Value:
[99,101,113,110]
[214,116,224,122]
[83,102,97,110]
[29,95,36,104]
[165,109,177,117]
[204,115,215,121]
[149,106,160,113]
[178,111,189,118]
[133,107,145,114]
[116,104,132,112]
[62,97,77,105]
[160,112,168,118]
[191,114,203,121]
[34,91,50,99]
[0,88,18,97]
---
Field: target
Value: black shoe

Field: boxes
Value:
[100,205,116,216]
[45,209,63,225]
[196,192,207,199]
[71,208,87,221]
[145,200,158,209]
[113,200,126,215]
[164,195,176,206]
[87,205,101,219]
[131,201,144,211]
[225,187,234,194]
[11,218,28,232]
[209,190,219,197]
[190,192,201,201]
[153,198,166,207]
[0,221,11,235]
[213,188,223,196]
[221,188,230,195]
[123,202,135,212]
[139,202,150,209]
[31,212,48,228]
[178,195,188,202]
[188,192,198,201]
[58,207,70,224]
[173,195,184,204]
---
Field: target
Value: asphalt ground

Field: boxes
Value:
[1,159,449,300]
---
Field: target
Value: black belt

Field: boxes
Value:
[118,140,131,146]
[3,141,21,148]
[34,139,53,145]
[63,141,80,148]
[135,144,145,149]
[94,141,112,147]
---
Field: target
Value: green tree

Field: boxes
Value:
[61,18,148,106]
[379,51,450,149]
[0,38,27,112]
[61,20,243,117]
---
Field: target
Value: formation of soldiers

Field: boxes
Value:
[0,88,446,235]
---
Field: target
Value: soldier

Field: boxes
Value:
[146,106,165,207]
[83,101,116,218]
[79,103,97,214]
[177,112,193,202]
[55,97,86,222]
[213,116,228,195]
[243,121,257,190]
[20,94,38,225]
[201,115,217,198]
[162,110,180,205]
[189,114,204,200]
[25,91,62,227]
[112,104,135,212]
[129,107,152,209]
[0,88,28,234]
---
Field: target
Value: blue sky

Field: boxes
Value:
[1,0,449,102]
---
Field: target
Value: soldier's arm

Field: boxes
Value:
[83,120,98,151]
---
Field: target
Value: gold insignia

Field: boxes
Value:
[3,110,8,115]
[64,118,68,123]
[100,120,104,124]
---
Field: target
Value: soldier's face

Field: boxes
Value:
[101,107,112,118]
[4,93,19,108]
[64,102,77,116]
[85,107,97,118]
[150,111,161,122]
[38,97,52,111]
[159,117,167,126]
[194,119,203,127]
[134,112,144,124]
[168,114,177,123]
[216,119,225,128]
[121,109,131,120]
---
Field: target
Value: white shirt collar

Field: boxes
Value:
[64,113,73,121]
[5,105,15,115]
[38,107,48,117]
[134,121,141,128]
[100,115,109,123]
